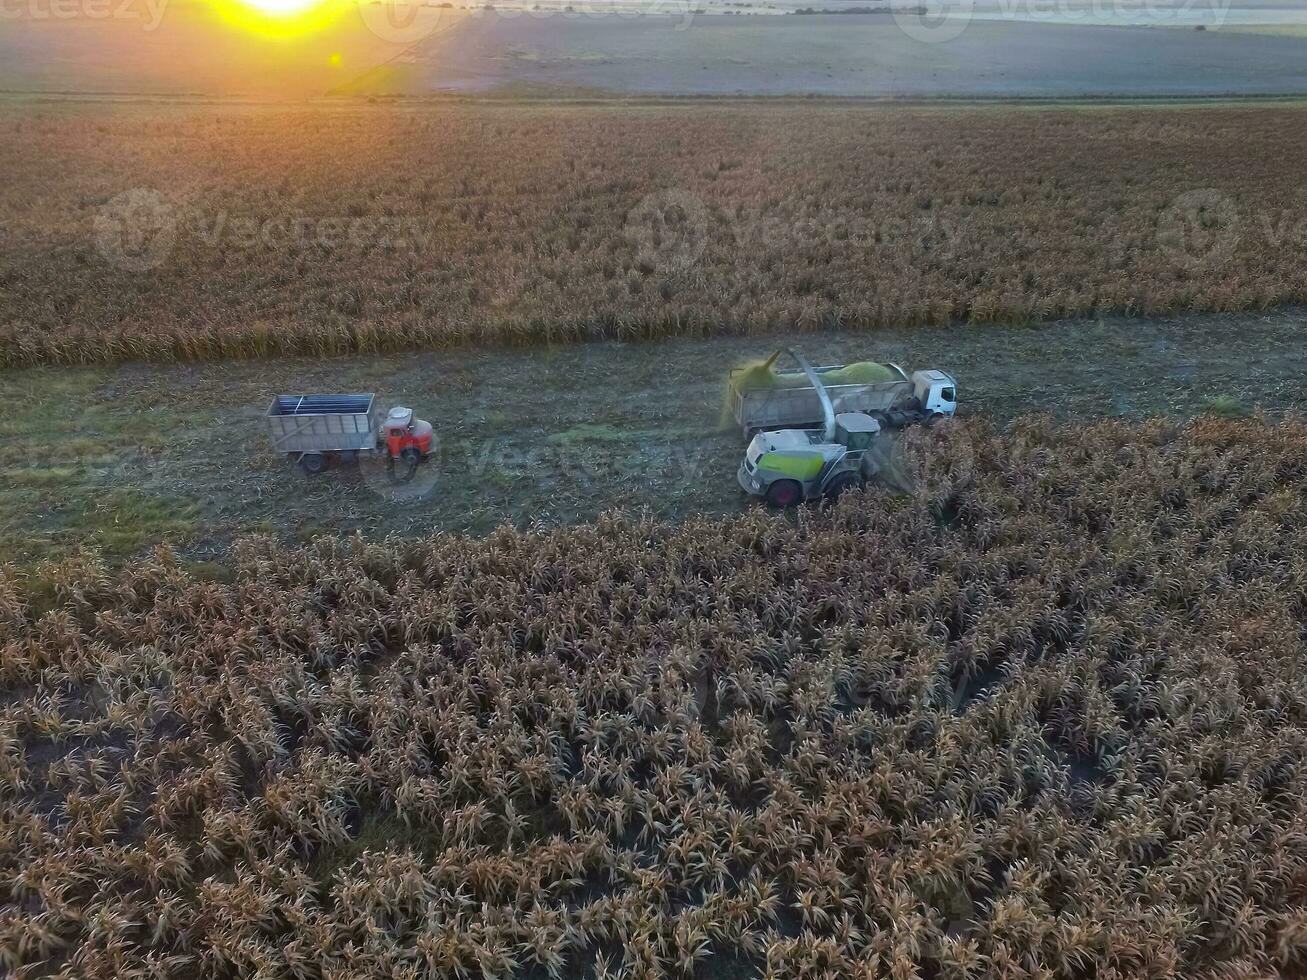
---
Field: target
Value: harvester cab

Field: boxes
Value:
[381,406,435,464]
[737,347,887,507]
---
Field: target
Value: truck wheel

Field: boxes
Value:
[825,472,861,500]
[765,479,802,508]
[300,453,327,475]
[924,412,946,427]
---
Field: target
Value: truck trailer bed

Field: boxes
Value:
[265,393,378,455]
[728,363,914,437]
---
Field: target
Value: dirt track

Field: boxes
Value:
[2,307,1306,565]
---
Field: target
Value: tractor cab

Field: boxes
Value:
[380,406,435,462]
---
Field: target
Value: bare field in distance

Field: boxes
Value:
[382,10,1307,98]
[3,100,1307,365]
[5,1,1307,100]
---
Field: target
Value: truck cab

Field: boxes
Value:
[912,369,958,419]
[380,406,435,463]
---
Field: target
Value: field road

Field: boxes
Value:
[2,307,1305,567]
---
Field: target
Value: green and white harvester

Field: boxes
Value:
[733,348,957,507]
[738,411,882,506]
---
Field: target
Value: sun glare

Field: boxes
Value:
[241,0,322,12]
[207,0,350,39]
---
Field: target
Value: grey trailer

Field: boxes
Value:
[265,394,379,473]
[728,350,958,439]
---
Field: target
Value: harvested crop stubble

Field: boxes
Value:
[5,417,1307,978]
[3,103,1307,365]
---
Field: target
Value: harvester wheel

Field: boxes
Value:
[300,453,327,475]
[824,472,861,500]
[765,479,802,508]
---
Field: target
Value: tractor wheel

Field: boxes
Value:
[300,453,328,475]
[824,472,861,500]
[400,447,422,466]
[765,479,802,508]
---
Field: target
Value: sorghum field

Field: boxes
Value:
[3,101,1307,366]
[5,416,1307,978]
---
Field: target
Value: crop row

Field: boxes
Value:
[2,416,1306,977]
[2,104,1306,364]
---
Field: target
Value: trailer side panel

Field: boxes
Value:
[265,393,378,455]
[733,380,914,435]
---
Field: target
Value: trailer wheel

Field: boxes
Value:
[300,453,328,475]
[765,479,802,508]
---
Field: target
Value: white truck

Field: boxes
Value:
[727,349,957,439]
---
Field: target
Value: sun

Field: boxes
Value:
[207,0,350,39]
[239,0,324,13]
